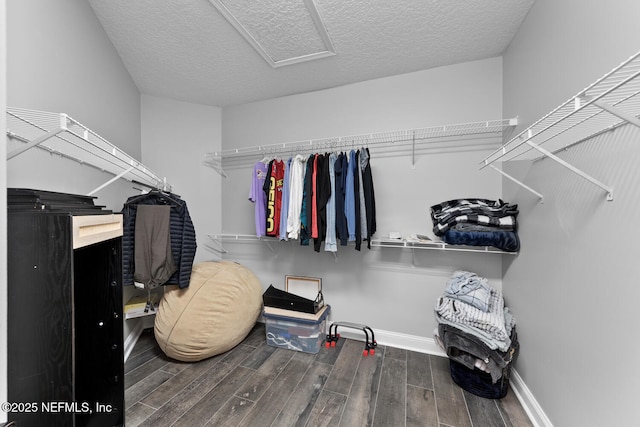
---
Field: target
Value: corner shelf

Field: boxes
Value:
[481,50,640,202]
[6,107,170,195]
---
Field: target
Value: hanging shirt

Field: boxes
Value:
[311,154,320,239]
[249,161,268,237]
[345,150,357,241]
[301,154,315,246]
[353,150,362,251]
[263,159,284,237]
[324,152,338,252]
[334,152,348,246]
[314,154,331,252]
[358,148,368,240]
[362,148,377,248]
[287,154,307,239]
[279,157,292,241]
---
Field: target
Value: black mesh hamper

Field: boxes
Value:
[448,359,511,399]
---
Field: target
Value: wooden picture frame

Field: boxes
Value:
[285,275,322,302]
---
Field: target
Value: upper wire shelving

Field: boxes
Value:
[5,107,169,195]
[481,50,640,202]
[205,118,518,177]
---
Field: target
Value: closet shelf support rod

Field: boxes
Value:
[523,138,614,201]
[487,164,544,203]
[7,127,65,159]
[87,166,135,196]
[591,100,640,130]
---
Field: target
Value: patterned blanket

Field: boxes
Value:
[430,198,519,236]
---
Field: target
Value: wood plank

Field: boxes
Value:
[124,370,175,410]
[125,354,171,389]
[125,345,190,389]
[406,385,438,427]
[127,328,157,359]
[385,346,406,361]
[407,350,433,390]
[430,355,472,427]
[124,402,156,427]
[203,397,255,427]
[272,361,333,426]
[234,348,295,402]
[125,342,165,374]
[172,366,255,426]
[241,322,267,347]
[323,339,364,395]
[314,333,346,366]
[372,356,406,427]
[139,352,223,409]
[137,357,247,427]
[338,350,384,427]
[236,351,316,427]
[497,389,535,427]
[306,390,348,427]
[239,342,277,369]
[464,390,506,427]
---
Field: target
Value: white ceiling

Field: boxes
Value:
[88,0,535,107]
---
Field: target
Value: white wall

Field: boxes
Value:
[6,0,142,210]
[140,94,223,265]
[1,0,7,422]
[220,57,507,344]
[5,0,145,372]
[502,1,640,426]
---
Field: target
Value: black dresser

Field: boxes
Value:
[7,189,124,427]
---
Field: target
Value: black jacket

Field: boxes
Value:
[122,191,196,288]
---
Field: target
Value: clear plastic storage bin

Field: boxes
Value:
[263,306,330,354]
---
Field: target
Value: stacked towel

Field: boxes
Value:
[434,270,519,388]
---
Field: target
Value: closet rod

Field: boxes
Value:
[6,107,170,195]
[207,118,518,161]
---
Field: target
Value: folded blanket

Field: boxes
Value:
[444,270,492,312]
[434,290,511,347]
[430,198,519,236]
[443,229,520,252]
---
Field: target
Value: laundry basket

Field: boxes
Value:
[448,359,511,399]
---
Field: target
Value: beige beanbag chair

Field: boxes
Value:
[154,261,262,362]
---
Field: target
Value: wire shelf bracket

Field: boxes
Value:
[481,50,640,202]
[208,234,278,255]
[6,107,170,195]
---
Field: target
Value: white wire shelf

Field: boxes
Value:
[205,118,518,176]
[6,107,169,195]
[369,239,516,255]
[480,50,640,202]
[207,234,516,257]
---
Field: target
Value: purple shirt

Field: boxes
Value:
[249,161,268,237]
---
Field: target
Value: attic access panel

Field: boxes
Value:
[208,0,336,67]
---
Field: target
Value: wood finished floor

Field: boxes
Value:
[125,324,533,427]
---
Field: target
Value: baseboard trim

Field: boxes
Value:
[509,368,553,427]
[124,320,145,362]
[328,323,446,357]
[124,316,156,362]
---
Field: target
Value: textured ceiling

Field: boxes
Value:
[88,0,535,107]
